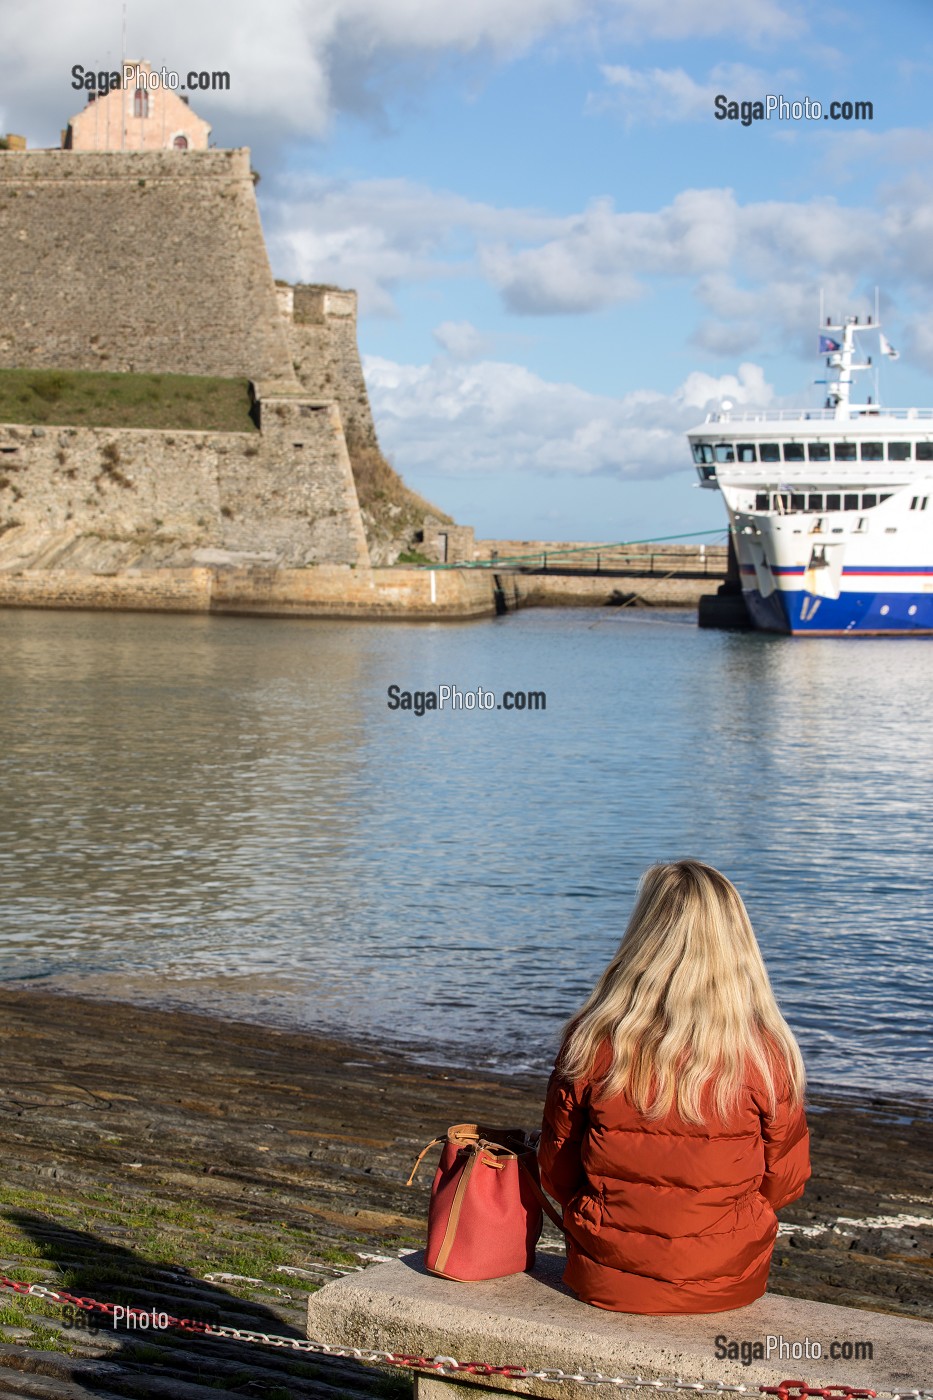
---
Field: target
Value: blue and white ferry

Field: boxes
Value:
[687,315,933,634]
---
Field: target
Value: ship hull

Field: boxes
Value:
[742,579,933,635]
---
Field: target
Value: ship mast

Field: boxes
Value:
[823,315,875,418]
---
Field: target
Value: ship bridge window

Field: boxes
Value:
[790,493,806,511]
[917,443,933,461]
[808,443,830,461]
[755,493,769,510]
[835,443,856,461]
[714,444,735,463]
[760,443,780,462]
[844,493,859,510]
[888,442,911,460]
[826,493,841,510]
[861,493,878,509]
[692,443,715,464]
[783,443,805,462]
[737,443,758,462]
[861,442,884,460]
[773,492,791,512]
[807,493,824,510]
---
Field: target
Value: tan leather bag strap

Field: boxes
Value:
[406,1129,568,1237]
[405,1137,445,1187]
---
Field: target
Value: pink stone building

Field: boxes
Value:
[63,61,211,151]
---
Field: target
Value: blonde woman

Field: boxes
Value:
[539,860,809,1314]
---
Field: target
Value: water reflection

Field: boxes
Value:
[0,608,930,1097]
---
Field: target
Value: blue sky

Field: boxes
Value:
[5,0,933,541]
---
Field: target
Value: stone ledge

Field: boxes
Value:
[306,1254,931,1397]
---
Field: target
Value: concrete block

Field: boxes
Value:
[306,1253,931,1398]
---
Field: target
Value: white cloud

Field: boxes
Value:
[433,321,493,358]
[482,189,740,313]
[902,318,933,376]
[817,126,933,186]
[365,353,772,479]
[590,64,711,124]
[482,189,887,320]
[589,62,784,126]
[3,0,804,147]
[264,173,560,314]
[884,179,933,284]
[692,273,870,355]
[606,0,801,42]
[691,320,762,357]
[262,169,933,371]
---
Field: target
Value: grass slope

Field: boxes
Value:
[0,369,257,432]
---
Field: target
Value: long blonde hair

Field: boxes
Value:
[558,860,805,1124]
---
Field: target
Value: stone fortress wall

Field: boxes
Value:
[0,400,369,572]
[0,147,377,569]
[279,285,380,452]
[0,150,295,387]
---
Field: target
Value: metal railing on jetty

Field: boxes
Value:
[435,530,729,579]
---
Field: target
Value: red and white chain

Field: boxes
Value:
[1,1277,927,1400]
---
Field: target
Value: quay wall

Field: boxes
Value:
[510,574,720,607]
[0,567,214,612]
[0,565,499,620]
[210,565,497,619]
[0,563,717,618]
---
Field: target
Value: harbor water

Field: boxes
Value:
[0,606,930,1098]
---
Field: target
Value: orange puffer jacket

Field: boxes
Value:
[539,1044,810,1314]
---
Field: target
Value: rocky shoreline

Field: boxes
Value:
[0,987,929,1397]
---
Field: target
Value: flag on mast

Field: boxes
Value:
[879,333,899,360]
[819,335,841,353]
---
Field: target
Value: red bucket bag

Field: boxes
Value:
[407,1123,564,1282]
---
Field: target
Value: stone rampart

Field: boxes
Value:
[0,149,295,385]
[282,286,379,450]
[0,394,369,570]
